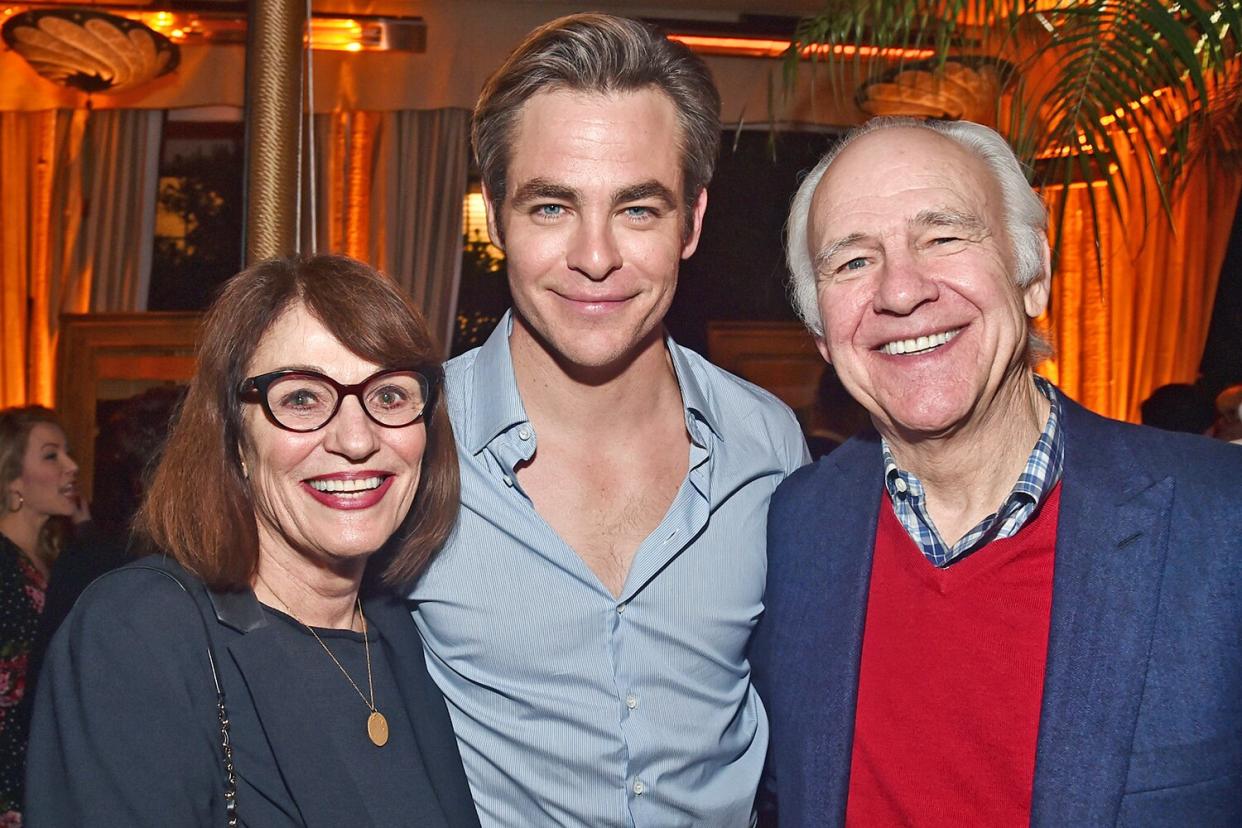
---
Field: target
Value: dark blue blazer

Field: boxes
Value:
[753,395,1242,826]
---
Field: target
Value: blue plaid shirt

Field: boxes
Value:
[881,375,1064,567]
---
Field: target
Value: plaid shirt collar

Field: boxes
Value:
[881,375,1065,567]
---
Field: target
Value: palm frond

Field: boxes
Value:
[784,0,1242,263]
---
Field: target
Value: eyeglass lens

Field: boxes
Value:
[265,371,427,429]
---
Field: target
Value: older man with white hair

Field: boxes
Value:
[752,117,1242,826]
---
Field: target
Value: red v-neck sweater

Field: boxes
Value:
[845,484,1062,827]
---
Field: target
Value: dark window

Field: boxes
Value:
[451,181,510,356]
[148,119,244,310]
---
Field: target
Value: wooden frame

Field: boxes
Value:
[57,312,202,495]
[705,320,824,411]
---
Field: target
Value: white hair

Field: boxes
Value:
[785,117,1050,352]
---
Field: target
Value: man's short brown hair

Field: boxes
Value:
[472,13,722,239]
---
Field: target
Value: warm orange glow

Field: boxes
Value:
[1039,130,1242,423]
[667,34,935,61]
[343,112,377,258]
[1043,85,1186,155]
[308,17,363,51]
[126,11,415,52]
[462,190,503,260]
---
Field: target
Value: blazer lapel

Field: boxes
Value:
[227,626,376,828]
[1031,400,1173,826]
[366,595,479,828]
[798,438,884,822]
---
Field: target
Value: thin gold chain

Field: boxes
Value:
[257,575,376,714]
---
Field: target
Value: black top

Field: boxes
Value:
[249,605,448,828]
[26,522,132,706]
[26,555,479,828]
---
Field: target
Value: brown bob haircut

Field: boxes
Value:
[137,254,459,591]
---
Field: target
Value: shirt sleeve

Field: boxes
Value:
[25,567,225,825]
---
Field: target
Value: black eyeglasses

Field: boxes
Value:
[239,367,437,432]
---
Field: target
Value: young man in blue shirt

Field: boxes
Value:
[410,14,808,827]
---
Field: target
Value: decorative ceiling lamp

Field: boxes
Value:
[2,8,179,94]
[857,59,1006,124]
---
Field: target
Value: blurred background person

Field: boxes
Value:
[1139,382,1216,435]
[798,366,871,460]
[0,405,84,824]
[1215,384,1242,444]
[90,385,188,536]
[27,255,478,827]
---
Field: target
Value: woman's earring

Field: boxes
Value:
[6,491,23,513]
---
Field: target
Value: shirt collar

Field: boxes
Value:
[881,374,1065,506]
[463,310,529,455]
[665,332,721,442]
[462,310,722,453]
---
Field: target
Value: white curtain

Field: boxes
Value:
[372,109,470,354]
[0,108,162,406]
[306,108,470,356]
[77,109,163,312]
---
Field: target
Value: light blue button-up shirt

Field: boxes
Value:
[411,313,808,827]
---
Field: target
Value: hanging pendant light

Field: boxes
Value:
[2,7,180,94]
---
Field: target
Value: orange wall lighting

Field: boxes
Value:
[129,10,424,53]
[667,33,935,61]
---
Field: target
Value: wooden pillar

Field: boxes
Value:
[243,0,305,263]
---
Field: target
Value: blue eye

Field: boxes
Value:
[535,205,564,218]
[842,257,867,271]
[624,206,654,219]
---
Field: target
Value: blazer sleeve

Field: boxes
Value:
[25,566,227,826]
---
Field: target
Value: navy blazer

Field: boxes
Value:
[27,556,480,827]
[753,394,1242,826]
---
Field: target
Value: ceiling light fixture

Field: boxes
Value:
[2,7,179,93]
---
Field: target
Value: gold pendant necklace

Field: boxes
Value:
[259,576,389,747]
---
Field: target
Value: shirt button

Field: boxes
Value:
[502,475,513,487]
[517,426,531,441]
[625,693,638,710]
[894,478,908,494]
[616,603,626,614]
[632,779,645,796]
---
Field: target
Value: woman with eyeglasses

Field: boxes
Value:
[27,255,480,827]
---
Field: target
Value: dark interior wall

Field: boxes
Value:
[665,129,842,355]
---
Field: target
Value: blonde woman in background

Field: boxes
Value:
[0,405,85,823]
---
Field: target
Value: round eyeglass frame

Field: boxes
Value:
[239,367,438,433]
